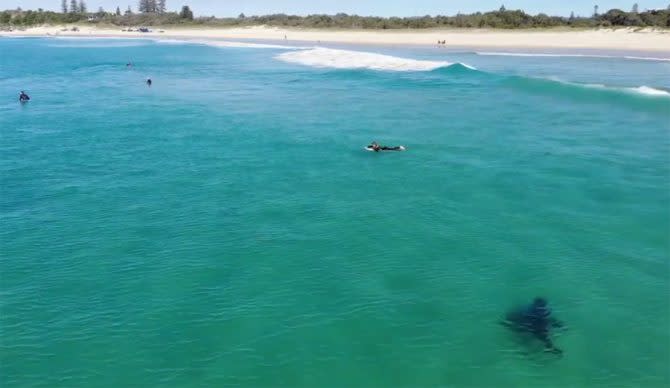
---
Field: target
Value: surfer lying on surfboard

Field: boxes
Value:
[366,141,405,152]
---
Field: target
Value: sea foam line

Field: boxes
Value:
[47,41,150,48]
[276,47,471,72]
[476,51,670,62]
[549,77,670,98]
[630,85,670,96]
[602,85,670,97]
[155,38,304,50]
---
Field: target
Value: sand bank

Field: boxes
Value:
[2,25,669,52]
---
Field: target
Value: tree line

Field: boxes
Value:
[1,1,195,25]
[60,0,87,14]
[1,3,669,28]
[138,0,167,14]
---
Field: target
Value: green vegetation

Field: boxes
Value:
[179,6,193,21]
[138,0,166,14]
[1,3,669,29]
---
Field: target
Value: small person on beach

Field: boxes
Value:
[19,90,30,102]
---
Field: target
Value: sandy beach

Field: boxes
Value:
[2,25,670,52]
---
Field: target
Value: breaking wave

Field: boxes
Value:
[33,36,668,103]
[629,85,670,96]
[276,47,474,72]
[498,75,670,114]
[542,78,670,98]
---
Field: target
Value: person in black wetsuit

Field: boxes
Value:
[368,141,402,152]
[146,78,152,86]
[19,91,30,102]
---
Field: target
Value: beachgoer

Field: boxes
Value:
[19,91,30,102]
[146,78,152,86]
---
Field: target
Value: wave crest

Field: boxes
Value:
[562,80,670,98]
[630,86,670,96]
[276,47,471,72]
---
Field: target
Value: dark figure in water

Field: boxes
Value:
[368,141,404,152]
[146,78,152,86]
[501,297,564,355]
[19,91,30,102]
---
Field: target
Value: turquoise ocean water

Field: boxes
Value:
[1,37,669,387]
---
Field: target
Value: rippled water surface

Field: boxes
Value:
[1,37,669,387]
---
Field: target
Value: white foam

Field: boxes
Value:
[624,55,670,62]
[582,83,608,89]
[629,86,670,96]
[199,40,303,50]
[276,47,458,72]
[476,51,670,62]
[534,76,670,98]
[155,38,302,50]
[573,80,669,97]
[47,42,149,48]
[1,35,131,40]
[51,36,141,40]
[580,82,669,97]
[152,38,190,45]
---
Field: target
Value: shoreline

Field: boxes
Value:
[2,25,670,53]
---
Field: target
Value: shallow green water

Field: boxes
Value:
[1,37,669,387]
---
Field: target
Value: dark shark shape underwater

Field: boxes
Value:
[501,297,563,355]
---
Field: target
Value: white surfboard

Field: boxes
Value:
[365,145,406,152]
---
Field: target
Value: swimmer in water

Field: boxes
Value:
[19,91,30,102]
